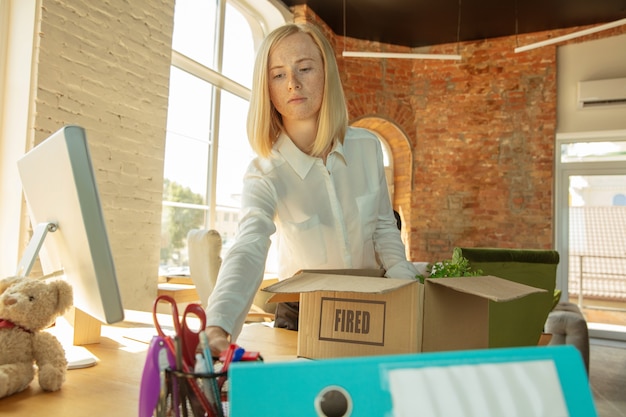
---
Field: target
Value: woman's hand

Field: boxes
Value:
[204,326,231,357]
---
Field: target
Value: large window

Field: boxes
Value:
[555,131,626,339]
[160,0,285,275]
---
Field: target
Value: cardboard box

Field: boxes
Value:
[263,269,546,359]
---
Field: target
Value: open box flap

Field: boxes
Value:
[426,275,546,302]
[263,269,415,303]
[292,268,386,278]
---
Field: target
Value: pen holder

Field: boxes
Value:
[161,368,228,417]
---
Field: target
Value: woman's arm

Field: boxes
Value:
[370,140,417,279]
[204,163,278,343]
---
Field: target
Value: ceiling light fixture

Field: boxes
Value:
[341,51,462,60]
[515,18,626,53]
[341,0,462,61]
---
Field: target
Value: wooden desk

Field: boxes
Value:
[0,312,297,416]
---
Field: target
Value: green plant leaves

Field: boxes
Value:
[415,248,483,283]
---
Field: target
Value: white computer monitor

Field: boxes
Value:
[16,125,124,331]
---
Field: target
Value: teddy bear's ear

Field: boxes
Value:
[0,276,22,294]
[52,280,74,314]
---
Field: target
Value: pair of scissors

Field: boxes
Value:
[152,294,207,368]
[152,295,219,416]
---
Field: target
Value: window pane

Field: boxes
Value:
[160,205,205,275]
[568,175,626,305]
[161,67,212,272]
[569,175,626,208]
[561,141,626,163]
[164,67,212,198]
[223,4,254,88]
[172,0,217,69]
[215,90,255,248]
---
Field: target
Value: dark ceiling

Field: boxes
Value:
[279,0,626,48]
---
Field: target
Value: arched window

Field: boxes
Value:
[378,136,395,202]
[160,0,288,274]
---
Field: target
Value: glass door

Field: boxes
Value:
[556,134,626,340]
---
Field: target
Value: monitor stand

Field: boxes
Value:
[65,306,103,345]
[64,345,99,369]
[17,222,104,369]
[15,222,57,278]
[51,310,100,369]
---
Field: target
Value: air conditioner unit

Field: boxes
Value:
[577,77,626,109]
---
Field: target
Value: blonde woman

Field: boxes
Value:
[204,23,417,354]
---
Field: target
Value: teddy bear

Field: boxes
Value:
[0,275,73,398]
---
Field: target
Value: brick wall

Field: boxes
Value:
[297,6,626,263]
[30,0,174,310]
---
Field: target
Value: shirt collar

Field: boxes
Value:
[275,132,346,179]
[329,140,347,166]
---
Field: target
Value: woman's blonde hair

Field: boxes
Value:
[246,23,348,158]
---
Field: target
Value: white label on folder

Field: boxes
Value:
[387,359,569,417]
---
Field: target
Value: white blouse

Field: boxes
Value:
[205,126,417,340]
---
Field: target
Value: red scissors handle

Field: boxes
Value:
[152,295,181,339]
[179,303,207,366]
[153,294,207,366]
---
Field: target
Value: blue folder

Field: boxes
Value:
[229,345,595,417]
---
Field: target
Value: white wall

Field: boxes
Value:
[9,0,175,311]
[557,33,626,133]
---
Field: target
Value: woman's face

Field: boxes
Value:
[267,32,325,125]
